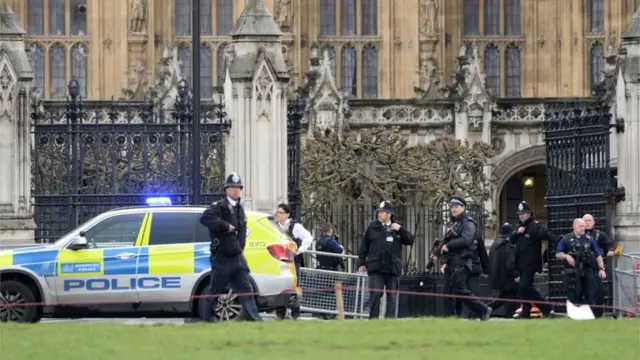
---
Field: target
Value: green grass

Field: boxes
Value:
[0,319,638,360]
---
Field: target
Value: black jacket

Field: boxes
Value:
[508,216,557,272]
[439,212,477,267]
[585,229,614,255]
[488,236,519,290]
[358,221,414,276]
[471,236,489,275]
[199,198,247,257]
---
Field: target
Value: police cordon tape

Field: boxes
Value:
[2,283,639,314]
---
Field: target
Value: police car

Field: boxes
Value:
[0,197,300,322]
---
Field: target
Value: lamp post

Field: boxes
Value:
[191,0,202,204]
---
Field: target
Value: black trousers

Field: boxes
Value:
[276,261,301,319]
[565,268,599,306]
[518,270,550,317]
[368,272,399,319]
[487,283,520,318]
[443,265,488,317]
[455,273,480,317]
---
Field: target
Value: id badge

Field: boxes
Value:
[386,236,394,242]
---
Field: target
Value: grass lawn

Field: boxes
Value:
[0,319,638,360]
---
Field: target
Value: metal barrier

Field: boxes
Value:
[300,250,360,273]
[613,252,640,318]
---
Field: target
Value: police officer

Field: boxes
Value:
[436,196,492,320]
[316,223,344,271]
[582,214,615,317]
[455,232,488,318]
[508,201,556,319]
[487,223,520,318]
[358,201,414,319]
[556,218,607,306]
[274,203,313,320]
[199,173,263,322]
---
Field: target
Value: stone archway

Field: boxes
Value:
[492,145,546,216]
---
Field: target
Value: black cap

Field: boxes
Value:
[224,172,243,189]
[449,196,467,207]
[500,223,514,236]
[376,201,393,214]
[516,201,532,214]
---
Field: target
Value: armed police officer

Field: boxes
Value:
[508,201,556,319]
[275,203,313,320]
[583,214,615,317]
[199,173,263,322]
[487,223,520,318]
[455,232,489,318]
[436,196,492,320]
[556,218,607,307]
[358,201,414,319]
[316,223,345,271]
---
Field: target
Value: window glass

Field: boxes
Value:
[82,213,145,249]
[148,213,199,245]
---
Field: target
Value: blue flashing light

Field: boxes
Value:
[145,197,172,206]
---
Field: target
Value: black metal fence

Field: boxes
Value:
[287,94,306,222]
[30,80,231,242]
[543,103,613,310]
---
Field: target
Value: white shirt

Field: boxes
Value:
[278,219,313,253]
[227,197,238,207]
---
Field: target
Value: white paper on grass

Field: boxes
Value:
[566,300,595,320]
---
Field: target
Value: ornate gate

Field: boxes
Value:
[286,94,306,222]
[543,102,613,310]
[31,80,230,242]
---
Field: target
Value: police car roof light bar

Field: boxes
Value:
[145,197,172,206]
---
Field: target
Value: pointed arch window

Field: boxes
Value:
[217,0,234,35]
[319,0,336,36]
[70,0,88,36]
[362,45,378,98]
[49,44,66,99]
[463,0,480,36]
[505,46,521,98]
[341,46,357,97]
[590,42,604,92]
[484,0,499,36]
[177,45,191,84]
[198,0,212,35]
[201,45,213,99]
[217,45,227,86]
[30,44,45,95]
[505,0,521,36]
[174,0,191,35]
[71,44,88,97]
[361,0,377,35]
[49,0,65,35]
[341,0,356,36]
[484,45,500,96]
[590,0,605,33]
[27,0,44,35]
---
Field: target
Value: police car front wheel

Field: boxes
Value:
[0,280,40,323]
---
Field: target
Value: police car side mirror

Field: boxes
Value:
[69,236,89,251]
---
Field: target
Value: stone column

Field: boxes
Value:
[223,0,289,213]
[0,5,36,244]
[614,9,640,253]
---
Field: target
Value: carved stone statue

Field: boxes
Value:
[420,57,438,92]
[275,0,293,31]
[424,0,438,35]
[129,0,146,34]
[121,58,149,100]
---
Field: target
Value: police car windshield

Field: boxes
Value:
[52,217,98,245]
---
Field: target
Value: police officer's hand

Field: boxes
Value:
[358,266,367,272]
[441,245,449,253]
[390,223,401,231]
[598,269,606,279]
[606,250,615,257]
[517,227,525,234]
[228,224,236,232]
[565,255,575,267]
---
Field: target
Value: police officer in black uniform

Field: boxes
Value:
[556,218,607,306]
[436,196,492,320]
[358,201,414,319]
[199,173,263,322]
[316,223,344,271]
[455,232,489,318]
[583,214,615,317]
[487,223,520,318]
[508,201,556,319]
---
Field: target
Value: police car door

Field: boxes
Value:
[55,212,147,307]
[135,211,200,304]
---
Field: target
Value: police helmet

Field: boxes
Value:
[516,201,532,214]
[224,172,243,189]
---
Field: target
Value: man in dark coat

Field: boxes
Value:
[455,232,489,318]
[435,196,492,320]
[199,172,263,322]
[487,223,520,318]
[508,201,557,319]
[358,201,414,319]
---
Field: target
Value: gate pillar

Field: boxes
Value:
[223,0,289,212]
[0,5,36,244]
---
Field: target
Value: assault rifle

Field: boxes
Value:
[425,239,442,273]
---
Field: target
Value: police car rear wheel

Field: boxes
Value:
[0,280,39,323]
[216,289,244,321]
